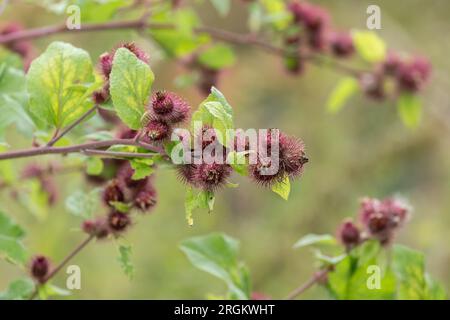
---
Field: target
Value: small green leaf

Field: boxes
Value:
[397,93,422,128]
[271,174,290,200]
[109,201,132,213]
[226,151,249,176]
[0,211,25,240]
[130,158,154,180]
[293,234,337,249]
[327,77,359,113]
[184,188,215,225]
[352,30,386,63]
[209,0,230,17]
[150,8,210,57]
[0,278,34,300]
[198,44,236,70]
[65,189,101,219]
[86,157,104,175]
[38,283,71,300]
[110,48,154,129]
[0,210,28,265]
[27,42,96,129]
[117,244,134,280]
[180,233,251,300]
[0,63,36,140]
[260,0,291,31]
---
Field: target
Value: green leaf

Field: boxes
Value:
[109,201,132,213]
[0,236,28,265]
[65,188,101,219]
[0,210,28,265]
[27,41,96,129]
[117,244,134,280]
[327,77,359,113]
[0,278,34,300]
[352,30,386,63]
[0,211,25,239]
[260,0,291,31]
[293,234,337,249]
[151,8,210,57]
[226,151,249,176]
[109,48,154,129]
[198,44,236,70]
[271,174,290,200]
[0,63,36,140]
[38,283,71,300]
[209,0,230,17]
[392,245,447,300]
[180,233,251,300]
[184,188,215,226]
[397,93,422,128]
[326,241,396,300]
[192,87,234,146]
[129,158,154,180]
[86,157,104,175]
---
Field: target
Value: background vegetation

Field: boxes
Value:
[0,0,449,299]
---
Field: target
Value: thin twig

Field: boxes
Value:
[29,235,95,300]
[0,139,161,160]
[82,149,156,159]
[285,268,330,300]
[47,105,98,147]
[0,17,364,77]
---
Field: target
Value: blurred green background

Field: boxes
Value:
[1,0,449,299]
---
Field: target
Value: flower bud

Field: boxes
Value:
[107,211,131,234]
[30,255,50,283]
[145,119,171,142]
[330,32,354,57]
[135,187,158,212]
[149,91,191,124]
[337,219,360,249]
[82,218,110,239]
[193,163,232,191]
[103,179,125,206]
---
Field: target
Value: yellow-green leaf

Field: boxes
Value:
[353,30,386,63]
[27,42,96,129]
[271,174,290,200]
[327,77,359,113]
